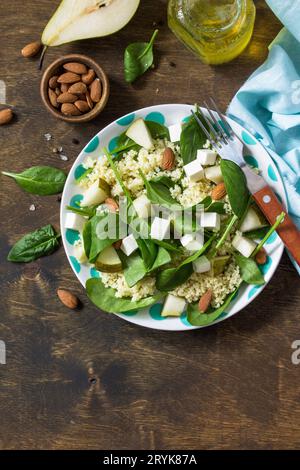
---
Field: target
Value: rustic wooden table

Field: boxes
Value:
[1,0,299,451]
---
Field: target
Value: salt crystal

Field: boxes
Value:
[29,204,36,211]
[60,154,68,161]
[44,133,52,141]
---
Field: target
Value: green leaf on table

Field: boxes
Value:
[187,287,239,326]
[7,224,60,263]
[220,160,250,218]
[234,254,265,285]
[86,278,164,313]
[124,29,158,83]
[2,166,66,195]
[180,111,208,164]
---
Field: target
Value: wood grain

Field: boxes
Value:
[1,0,300,451]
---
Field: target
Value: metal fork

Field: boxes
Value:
[192,98,300,266]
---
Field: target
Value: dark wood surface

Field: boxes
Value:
[1,0,300,451]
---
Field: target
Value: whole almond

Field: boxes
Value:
[21,40,42,58]
[49,75,58,89]
[68,82,87,95]
[86,91,94,110]
[75,100,90,113]
[113,240,122,250]
[90,78,102,103]
[161,147,175,170]
[82,69,96,85]
[57,92,78,104]
[255,248,267,265]
[0,108,13,125]
[57,288,79,309]
[105,197,119,212]
[61,83,69,93]
[57,72,81,84]
[198,289,213,313]
[211,182,227,200]
[48,88,59,108]
[63,62,88,75]
[61,103,81,116]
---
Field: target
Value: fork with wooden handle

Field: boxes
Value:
[192,98,300,266]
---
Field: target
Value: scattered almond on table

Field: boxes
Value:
[21,40,42,58]
[57,288,79,309]
[0,108,14,125]
[47,62,102,116]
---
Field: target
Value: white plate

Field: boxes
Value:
[61,104,286,331]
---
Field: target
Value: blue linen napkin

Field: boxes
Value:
[227,1,300,274]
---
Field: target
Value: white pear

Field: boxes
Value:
[42,0,140,47]
[125,118,154,150]
[81,178,110,207]
[161,294,186,318]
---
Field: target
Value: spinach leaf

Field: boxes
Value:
[82,219,92,258]
[88,213,121,263]
[234,254,265,285]
[146,121,170,140]
[7,224,60,263]
[187,287,239,326]
[136,238,158,271]
[220,160,250,218]
[86,278,164,313]
[123,247,171,287]
[2,166,66,195]
[180,111,208,164]
[66,204,98,219]
[244,226,270,239]
[209,202,226,214]
[110,133,140,157]
[139,170,182,210]
[150,175,174,188]
[156,234,216,291]
[124,30,158,83]
[151,238,183,253]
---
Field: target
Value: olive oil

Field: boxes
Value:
[168,0,256,65]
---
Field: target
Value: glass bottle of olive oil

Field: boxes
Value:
[168,0,256,65]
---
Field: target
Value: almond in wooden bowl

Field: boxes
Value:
[40,54,110,123]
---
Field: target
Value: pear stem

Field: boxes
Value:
[38,46,48,71]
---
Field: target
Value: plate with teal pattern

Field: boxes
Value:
[61,104,286,331]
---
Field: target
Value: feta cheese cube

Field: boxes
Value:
[133,195,151,219]
[180,231,204,251]
[183,159,204,182]
[161,294,186,317]
[120,234,139,256]
[193,255,211,273]
[204,165,223,184]
[150,217,171,241]
[65,212,85,232]
[168,123,182,142]
[201,212,221,231]
[197,149,217,166]
[232,234,257,258]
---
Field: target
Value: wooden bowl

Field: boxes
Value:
[40,54,110,123]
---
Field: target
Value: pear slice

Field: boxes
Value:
[42,0,140,47]
[125,118,154,150]
[95,245,122,273]
[81,178,110,207]
[240,206,267,233]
